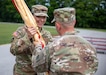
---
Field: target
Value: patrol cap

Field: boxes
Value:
[52,7,76,23]
[32,5,48,17]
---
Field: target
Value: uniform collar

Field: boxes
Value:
[64,31,77,35]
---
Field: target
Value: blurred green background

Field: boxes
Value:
[0,0,106,29]
[0,0,106,45]
[0,22,105,45]
[0,22,58,45]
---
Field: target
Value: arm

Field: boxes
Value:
[87,43,98,74]
[32,44,49,72]
[80,36,98,74]
[10,27,34,55]
[41,28,53,44]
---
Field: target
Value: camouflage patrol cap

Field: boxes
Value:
[52,7,76,23]
[32,5,48,17]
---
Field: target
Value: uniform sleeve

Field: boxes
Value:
[79,36,98,74]
[31,41,55,72]
[32,44,49,72]
[87,43,98,74]
[10,27,34,55]
[32,29,53,72]
[41,29,53,44]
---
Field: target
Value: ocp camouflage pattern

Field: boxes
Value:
[10,26,52,75]
[32,31,98,75]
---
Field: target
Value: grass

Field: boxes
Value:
[0,22,105,45]
[0,22,57,45]
[43,27,58,35]
[0,23,22,45]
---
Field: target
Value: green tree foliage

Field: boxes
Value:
[25,0,36,9]
[73,0,106,29]
[0,0,106,29]
[0,0,23,23]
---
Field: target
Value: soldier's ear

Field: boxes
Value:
[72,20,76,26]
[55,22,61,31]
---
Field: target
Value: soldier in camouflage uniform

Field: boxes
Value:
[10,5,52,75]
[32,7,98,75]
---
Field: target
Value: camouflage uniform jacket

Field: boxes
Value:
[10,26,52,75]
[32,31,98,75]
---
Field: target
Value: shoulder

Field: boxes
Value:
[16,26,26,32]
[77,35,94,46]
[41,28,52,39]
[46,36,62,53]
[12,26,27,39]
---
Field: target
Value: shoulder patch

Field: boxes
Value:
[12,31,21,39]
[13,32,18,37]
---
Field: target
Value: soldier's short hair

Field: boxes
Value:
[52,7,76,24]
[32,5,48,17]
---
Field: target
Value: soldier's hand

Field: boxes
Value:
[27,27,37,35]
[27,27,37,38]
[33,40,42,46]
